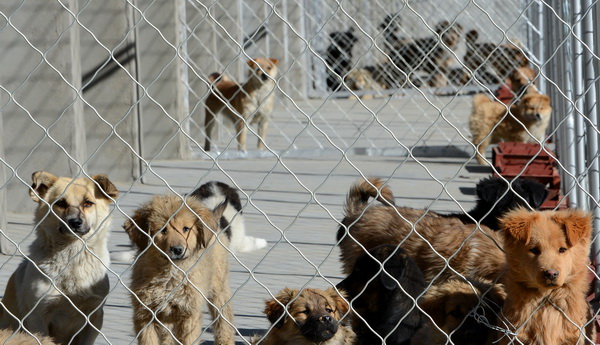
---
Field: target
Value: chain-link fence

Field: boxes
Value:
[0,0,599,344]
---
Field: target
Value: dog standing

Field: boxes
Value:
[254,287,355,345]
[190,180,267,253]
[325,28,359,92]
[124,195,234,345]
[498,208,593,345]
[204,57,279,152]
[470,93,552,165]
[0,171,118,345]
[337,245,426,345]
[336,178,506,283]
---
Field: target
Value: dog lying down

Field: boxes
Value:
[412,279,506,345]
[336,177,546,282]
[337,244,426,345]
[253,287,355,345]
[190,180,267,253]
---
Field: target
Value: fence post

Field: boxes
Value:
[0,109,8,253]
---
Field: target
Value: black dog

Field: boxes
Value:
[337,245,426,345]
[444,177,548,230]
[325,28,358,91]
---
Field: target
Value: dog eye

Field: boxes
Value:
[300,309,310,314]
[54,199,68,208]
[161,228,167,234]
[449,310,464,319]
[182,226,190,233]
[529,247,541,255]
[325,307,333,313]
[559,247,567,253]
[82,200,94,208]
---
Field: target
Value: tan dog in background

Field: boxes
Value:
[498,208,593,345]
[0,329,57,345]
[124,195,234,345]
[253,287,355,345]
[204,57,279,151]
[0,171,118,345]
[470,93,552,164]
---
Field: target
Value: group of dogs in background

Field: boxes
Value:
[0,170,595,345]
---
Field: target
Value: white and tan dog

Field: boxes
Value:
[0,171,118,345]
[204,57,279,152]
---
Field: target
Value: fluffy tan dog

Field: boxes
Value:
[0,329,57,345]
[413,279,506,345]
[336,178,506,284]
[124,195,234,345]
[470,93,552,164]
[498,208,593,345]
[252,287,355,345]
[0,171,118,345]
[204,57,279,152]
[344,68,385,99]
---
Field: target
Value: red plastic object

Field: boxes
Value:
[539,189,568,210]
[495,163,561,189]
[492,142,556,170]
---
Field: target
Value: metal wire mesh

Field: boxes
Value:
[0,0,598,344]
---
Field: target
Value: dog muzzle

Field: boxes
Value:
[300,315,338,343]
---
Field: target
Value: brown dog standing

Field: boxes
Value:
[204,57,279,152]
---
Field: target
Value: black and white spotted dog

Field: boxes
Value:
[191,181,267,253]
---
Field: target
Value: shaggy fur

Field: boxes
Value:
[443,176,548,231]
[412,279,506,345]
[498,208,593,345]
[336,245,426,345]
[204,57,279,151]
[336,178,506,283]
[0,171,118,345]
[470,93,552,165]
[0,329,57,345]
[190,181,267,253]
[253,288,355,345]
[124,195,234,345]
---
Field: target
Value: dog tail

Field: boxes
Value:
[344,177,395,216]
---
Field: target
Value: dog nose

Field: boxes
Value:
[170,246,185,258]
[544,269,559,280]
[534,113,542,120]
[68,218,83,229]
[320,315,333,323]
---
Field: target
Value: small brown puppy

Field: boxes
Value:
[337,178,506,284]
[204,57,279,151]
[253,287,355,345]
[124,195,234,345]
[507,66,538,96]
[498,208,593,345]
[0,171,118,345]
[413,279,506,345]
[470,93,552,164]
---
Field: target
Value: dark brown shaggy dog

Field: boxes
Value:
[253,287,355,345]
[124,195,234,345]
[412,279,506,345]
[336,178,506,284]
[498,208,593,345]
[337,245,426,345]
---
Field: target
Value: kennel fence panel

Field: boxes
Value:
[0,0,598,344]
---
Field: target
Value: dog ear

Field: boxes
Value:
[123,203,153,249]
[247,59,257,69]
[269,58,279,65]
[517,179,548,210]
[500,208,536,244]
[326,287,350,318]
[552,209,592,247]
[91,174,119,200]
[30,171,59,203]
[264,288,298,328]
